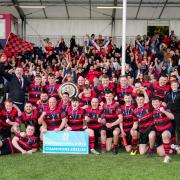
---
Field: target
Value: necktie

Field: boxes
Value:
[19,78,22,87]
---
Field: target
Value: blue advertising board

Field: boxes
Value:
[43,131,89,154]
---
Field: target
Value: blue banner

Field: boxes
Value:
[43,131,89,154]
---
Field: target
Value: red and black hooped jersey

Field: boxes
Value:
[37,102,49,114]
[66,107,85,131]
[80,95,94,107]
[152,82,170,100]
[101,101,120,123]
[120,104,137,132]
[44,107,64,130]
[85,107,103,129]
[58,101,70,114]
[94,82,116,102]
[45,84,60,100]
[20,109,39,127]
[116,85,133,102]
[152,109,173,132]
[28,84,45,104]
[0,107,19,128]
[133,103,154,133]
[15,134,39,152]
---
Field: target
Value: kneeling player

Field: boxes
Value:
[133,94,156,155]
[65,97,99,155]
[100,92,121,154]
[152,97,175,163]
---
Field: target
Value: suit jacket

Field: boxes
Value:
[0,63,31,103]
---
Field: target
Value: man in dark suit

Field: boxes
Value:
[0,56,31,111]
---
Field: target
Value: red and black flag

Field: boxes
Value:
[5,32,33,56]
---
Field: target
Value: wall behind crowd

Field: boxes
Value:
[24,19,180,46]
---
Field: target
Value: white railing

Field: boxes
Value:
[26,35,137,47]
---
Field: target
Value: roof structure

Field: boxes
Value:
[0,0,180,20]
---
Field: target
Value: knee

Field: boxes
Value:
[113,130,119,137]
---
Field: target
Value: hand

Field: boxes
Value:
[121,131,126,137]
[82,105,89,109]
[21,150,27,155]
[66,126,72,131]
[159,107,165,113]
[20,132,26,137]
[54,128,60,132]
[6,118,11,124]
[26,150,33,154]
[41,128,47,134]
[106,123,112,129]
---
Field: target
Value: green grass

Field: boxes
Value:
[1,152,180,180]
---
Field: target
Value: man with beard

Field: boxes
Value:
[37,91,49,114]
[116,76,133,105]
[94,74,116,103]
[20,102,40,136]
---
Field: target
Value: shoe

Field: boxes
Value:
[147,148,154,157]
[90,149,100,155]
[100,149,106,154]
[112,147,119,154]
[130,150,137,156]
[176,146,180,154]
[170,144,180,154]
[163,156,171,163]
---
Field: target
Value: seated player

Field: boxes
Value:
[65,97,99,155]
[152,96,175,163]
[119,93,138,155]
[133,94,155,155]
[0,125,38,155]
[100,91,121,154]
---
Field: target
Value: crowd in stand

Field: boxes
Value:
[0,30,180,163]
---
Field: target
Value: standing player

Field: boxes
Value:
[119,93,138,155]
[65,97,99,154]
[28,75,44,106]
[116,76,133,104]
[45,73,60,100]
[165,80,180,146]
[85,98,103,149]
[100,91,121,154]
[152,96,175,163]
[94,74,116,103]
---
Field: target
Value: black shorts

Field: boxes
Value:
[156,128,174,147]
[0,138,14,155]
[100,125,120,138]
[0,127,11,139]
[139,130,155,145]
[125,131,132,145]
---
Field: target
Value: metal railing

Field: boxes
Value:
[26,35,137,47]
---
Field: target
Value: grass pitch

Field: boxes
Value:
[1,151,180,180]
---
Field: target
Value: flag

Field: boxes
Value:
[5,32,33,56]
